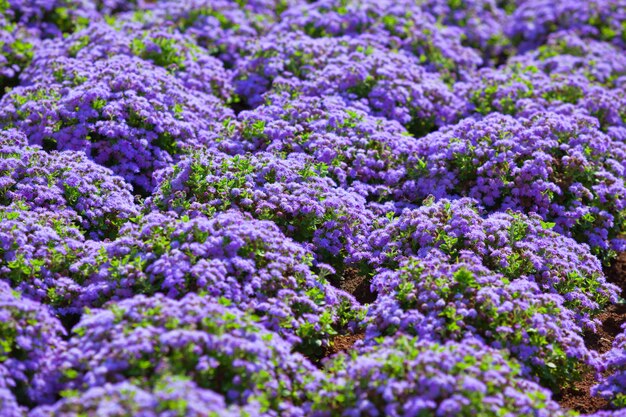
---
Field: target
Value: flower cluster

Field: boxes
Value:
[0,203,86,310]
[309,335,570,417]
[49,293,321,415]
[237,33,463,135]
[0,16,35,93]
[72,210,361,350]
[2,0,98,38]
[366,252,595,389]
[0,280,66,407]
[0,128,139,239]
[0,54,231,192]
[506,1,626,52]
[113,0,292,66]
[459,62,626,135]
[368,198,619,324]
[0,383,24,417]
[219,92,423,202]
[22,21,234,100]
[510,31,626,87]
[412,112,626,256]
[148,150,373,270]
[593,325,626,408]
[0,0,100,92]
[273,0,483,81]
[2,0,626,415]
[30,378,271,417]
[417,0,509,60]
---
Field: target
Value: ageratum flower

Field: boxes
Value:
[593,324,626,408]
[149,151,373,270]
[366,252,596,389]
[219,92,423,202]
[0,384,24,417]
[0,0,101,93]
[0,12,37,94]
[457,62,626,127]
[585,412,626,417]
[457,58,626,133]
[506,0,626,52]
[50,294,321,415]
[0,129,139,239]
[90,0,160,14]
[72,210,362,351]
[29,377,271,417]
[412,112,626,256]
[115,0,294,65]
[510,30,626,87]
[237,33,463,135]
[0,203,85,311]
[0,281,66,407]
[309,335,570,417]
[416,0,510,61]
[22,21,234,100]
[274,0,482,82]
[2,0,98,38]
[0,54,232,192]
[367,198,619,326]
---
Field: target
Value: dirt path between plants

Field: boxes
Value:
[320,268,373,360]
[558,252,626,413]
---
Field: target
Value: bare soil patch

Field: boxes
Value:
[557,252,626,413]
[323,333,365,358]
[339,267,376,304]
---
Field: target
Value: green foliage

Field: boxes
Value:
[131,36,187,69]
[391,263,584,389]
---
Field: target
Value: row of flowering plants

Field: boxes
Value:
[2,0,626,416]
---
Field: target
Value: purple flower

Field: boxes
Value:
[48,293,321,413]
[0,55,232,192]
[0,280,66,406]
[310,335,567,417]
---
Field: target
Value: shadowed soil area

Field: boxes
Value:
[323,333,365,358]
[339,268,376,304]
[557,252,626,413]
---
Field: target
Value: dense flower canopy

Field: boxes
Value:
[2,0,626,416]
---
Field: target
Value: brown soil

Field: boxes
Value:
[557,252,626,414]
[606,252,626,298]
[339,268,376,304]
[557,304,626,413]
[584,304,626,355]
[310,268,373,365]
[557,370,609,414]
[322,333,365,358]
